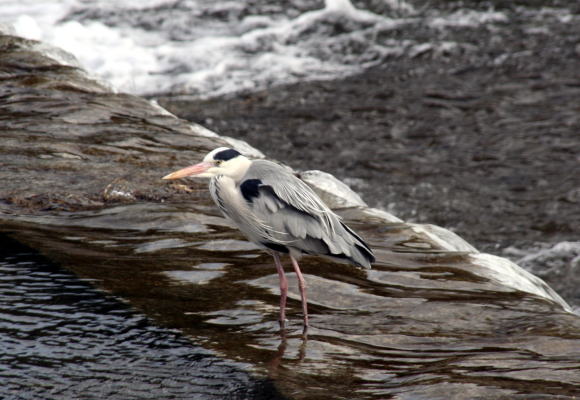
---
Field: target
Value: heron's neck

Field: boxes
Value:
[228,156,252,182]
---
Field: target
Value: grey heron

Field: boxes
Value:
[163,147,374,329]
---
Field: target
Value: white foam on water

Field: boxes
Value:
[507,242,580,313]
[428,9,508,28]
[0,0,515,99]
[2,0,73,32]
[514,241,580,274]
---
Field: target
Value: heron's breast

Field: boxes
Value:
[211,176,250,219]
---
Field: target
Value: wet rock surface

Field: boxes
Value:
[1,12,580,400]
[0,35,223,213]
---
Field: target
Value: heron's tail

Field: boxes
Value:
[339,222,375,269]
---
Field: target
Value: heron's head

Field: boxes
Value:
[162,147,251,181]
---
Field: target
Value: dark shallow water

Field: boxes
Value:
[1,205,579,399]
[0,235,283,400]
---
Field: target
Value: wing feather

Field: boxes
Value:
[244,161,339,234]
[238,160,374,267]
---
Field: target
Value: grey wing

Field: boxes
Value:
[245,161,338,230]
[241,160,374,268]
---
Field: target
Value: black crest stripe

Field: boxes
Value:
[214,149,241,161]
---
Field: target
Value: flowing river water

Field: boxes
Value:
[1,1,580,398]
[2,202,579,399]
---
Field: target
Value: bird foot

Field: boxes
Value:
[278,318,287,330]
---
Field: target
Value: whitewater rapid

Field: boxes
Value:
[2,0,510,98]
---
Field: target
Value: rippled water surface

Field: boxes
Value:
[0,235,283,400]
[2,204,579,399]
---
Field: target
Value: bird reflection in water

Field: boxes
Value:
[267,330,309,379]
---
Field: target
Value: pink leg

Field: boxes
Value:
[273,253,288,327]
[290,255,309,328]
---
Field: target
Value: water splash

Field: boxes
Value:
[0,0,519,98]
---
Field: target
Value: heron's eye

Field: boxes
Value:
[215,160,223,166]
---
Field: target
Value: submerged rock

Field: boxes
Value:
[1,32,579,399]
